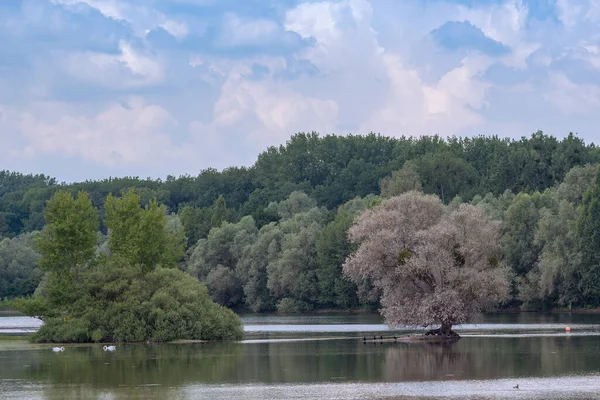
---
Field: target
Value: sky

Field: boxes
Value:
[1,0,600,182]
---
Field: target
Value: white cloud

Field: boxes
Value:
[3,0,600,181]
[544,73,600,115]
[51,0,188,38]
[285,0,491,136]
[218,14,282,47]
[4,98,181,168]
[160,19,189,39]
[63,41,164,87]
[361,54,491,136]
[458,0,527,46]
[187,72,339,168]
[556,0,584,28]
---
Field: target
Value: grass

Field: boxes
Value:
[0,335,29,341]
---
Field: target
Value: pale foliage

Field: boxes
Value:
[266,191,317,220]
[517,165,598,307]
[343,191,509,329]
[379,162,423,198]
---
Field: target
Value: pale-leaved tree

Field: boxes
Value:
[343,191,509,337]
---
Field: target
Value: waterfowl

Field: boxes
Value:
[103,345,116,351]
[513,384,519,389]
[51,347,65,352]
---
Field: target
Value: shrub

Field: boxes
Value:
[25,262,243,343]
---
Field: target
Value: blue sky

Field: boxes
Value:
[1,0,599,181]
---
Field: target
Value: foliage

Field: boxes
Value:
[316,196,377,309]
[13,190,241,343]
[343,192,510,334]
[36,191,99,276]
[105,190,185,272]
[31,264,243,343]
[0,233,42,299]
[3,132,598,239]
[379,162,423,198]
[187,216,257,309]
[578,170,600,305]
[2,132,600,314]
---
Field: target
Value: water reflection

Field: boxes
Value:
[3,312,600,399]
[2,336,600,384]
[382,336,600,381]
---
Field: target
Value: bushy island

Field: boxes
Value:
[5,190,242,343]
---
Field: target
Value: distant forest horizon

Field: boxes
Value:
[2,130,600,313]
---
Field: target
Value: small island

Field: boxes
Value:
[6,190,242,343]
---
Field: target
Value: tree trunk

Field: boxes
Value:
[441,322,453,335]
[424,321,460,340]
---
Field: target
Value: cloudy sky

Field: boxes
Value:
[1,0,599,182]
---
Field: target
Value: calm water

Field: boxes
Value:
[1,313,600,399]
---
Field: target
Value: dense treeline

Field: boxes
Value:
[2,131,600,312]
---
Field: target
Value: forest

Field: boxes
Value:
[2,130,600,313]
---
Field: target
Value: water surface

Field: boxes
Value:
[1,312,600,399]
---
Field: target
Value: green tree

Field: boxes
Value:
[105,190,185,273]
[210,195,228,228]
[0,233,42,299]
[415,152,479,203]
[578,170,600,304]
[36,191,99,276]
[316,196,377,309]
[266,206,328,311]
[379,162,423,198]
[31,262,243,343]
[187,216,257,309]
[180,206,212,247]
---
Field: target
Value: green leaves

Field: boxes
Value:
[31,265,243,343]
[36,191,99,276]
[577,170,600,304]
[105,190,185,273]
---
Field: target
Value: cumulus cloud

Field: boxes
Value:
[3,98,181,168]
[51,0,189,38]
[2,0,600,181]
[62,41,164,87]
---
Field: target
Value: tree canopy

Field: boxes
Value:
[9,191,242,343]
[343,192,510,336]
[2,131,600,315]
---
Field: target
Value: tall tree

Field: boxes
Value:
[578,170,600,304]
[343,192,509,337]
[210,195,228,228]
[105,190,184,273]
[36,191,99,276]
[379,162,423,198]
[0,233,42,299]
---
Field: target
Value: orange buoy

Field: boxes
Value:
[565,327,571,332]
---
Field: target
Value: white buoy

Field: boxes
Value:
[51,347,65,352]
[103,345,116,351]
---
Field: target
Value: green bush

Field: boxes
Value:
[32,317,90,343]
[276,298,312,313]
[27,262,243,343]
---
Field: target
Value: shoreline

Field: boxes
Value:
[6,307,600,317]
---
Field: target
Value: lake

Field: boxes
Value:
[1,312,600,399]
